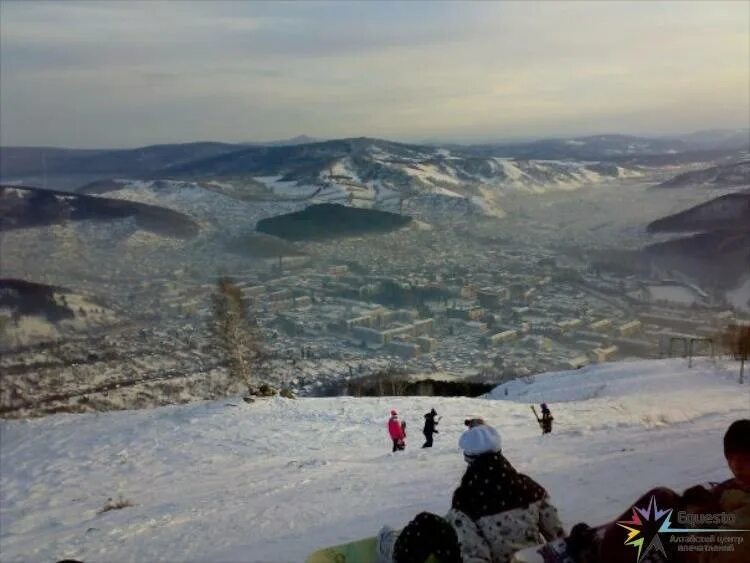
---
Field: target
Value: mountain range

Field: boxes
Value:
[2,131,747,218]
[2,129,746,185]
[2,130,749,296]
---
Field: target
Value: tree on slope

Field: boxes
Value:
[212,277,263,391]
[722,323,750,383]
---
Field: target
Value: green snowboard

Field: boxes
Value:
[305,537,378,563]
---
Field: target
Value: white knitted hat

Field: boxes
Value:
[458,425,502,459]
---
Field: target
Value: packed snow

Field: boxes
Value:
[1,359,748,562]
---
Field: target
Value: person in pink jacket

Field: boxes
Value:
[388,410,406,452]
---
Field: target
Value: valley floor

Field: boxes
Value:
[1,358,748,562]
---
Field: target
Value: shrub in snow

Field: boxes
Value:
[98,495,135,514]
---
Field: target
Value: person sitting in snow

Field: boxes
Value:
[549,419,750,563]
[388,410,406,452]
[422,409,440,448]
[378,423,565,562]
[459,421,502,462]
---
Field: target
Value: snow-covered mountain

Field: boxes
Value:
[1,358,746,562]
[169,138,643,198]
[5,129,743,182]
[657,159,750,189]
[75,139,645,220]
[10,133,748,220]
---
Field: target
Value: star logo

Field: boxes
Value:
[616,496,673,562]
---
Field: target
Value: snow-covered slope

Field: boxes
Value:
[1,359,747,562]
[648,192,750,233]
[245,149,643,217]
[87,139,644,219]
[81,179,307,235]
[0,279,120,351]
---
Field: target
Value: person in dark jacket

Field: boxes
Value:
[422,409,440,448]
[540,403,553,434]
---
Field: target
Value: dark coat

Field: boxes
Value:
[541,413,553,434]
[423,411,438,435]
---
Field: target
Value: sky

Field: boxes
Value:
[0,0,748,148]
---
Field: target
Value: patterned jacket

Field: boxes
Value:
[392,453,564,563]
[446,452,565,562]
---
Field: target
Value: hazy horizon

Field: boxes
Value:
[1,0,748,148]
[3,127,750,152]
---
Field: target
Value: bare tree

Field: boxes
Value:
[722,324,750,383]
[212,277,263,391]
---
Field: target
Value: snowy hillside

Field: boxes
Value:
[216,148,644,217]
[0,279,120,351]
[0,184,200,240]
[648,191,750,233]
[657,159,750,189]
[80,179,308,235]
[83,139,645,220]
[644,192,750,290]
[1,359,747,562]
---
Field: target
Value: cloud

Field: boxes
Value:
[1,0,747,146]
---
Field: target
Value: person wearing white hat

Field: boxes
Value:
[387,434,564,563]
[458,422,502,464]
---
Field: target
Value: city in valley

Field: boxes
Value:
[1,137,748,417]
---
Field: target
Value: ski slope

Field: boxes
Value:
[1,359,748,562]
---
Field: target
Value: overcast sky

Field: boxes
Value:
[1,0,748,148]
